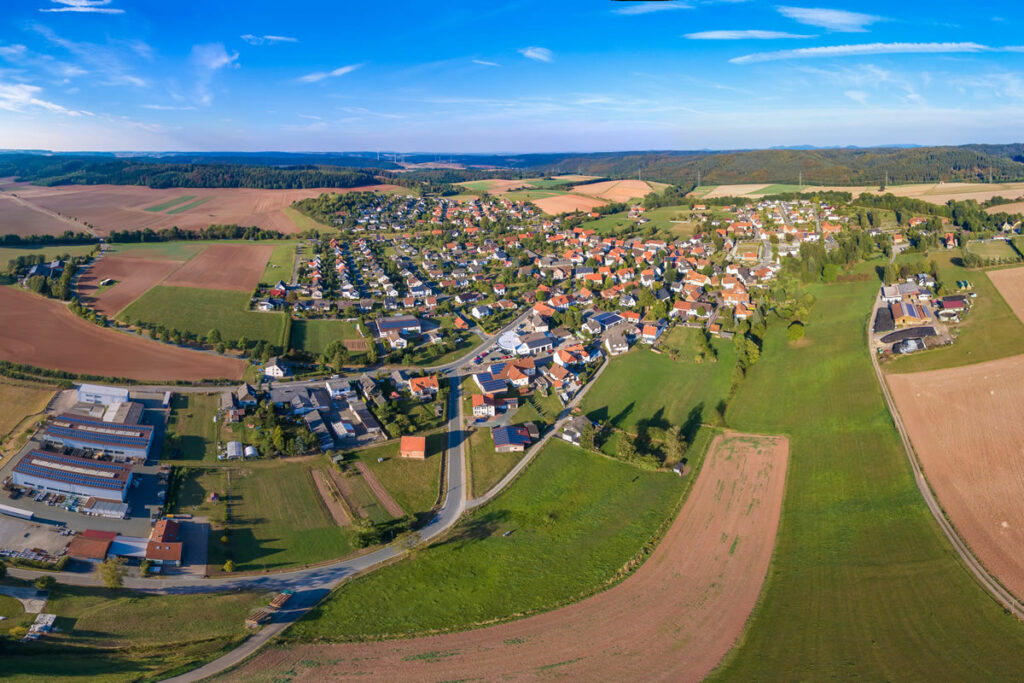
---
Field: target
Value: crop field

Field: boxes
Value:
[580,342,735,441]
[283,439,682,640]
[967,239,1019,260]
[3,584,266,682]
[0,192,80,236]
[531,193,608,215]
[710,280,1024,680]
[161,243,273,291]
[698,181,1024,206]
[119,286,287,345]
[0,379,54,441]
[290,319,360,355]
[143,195,196,212]
[76,254,184,316]
[0,286,245,380]
[0,183,403,235]
[258,242,296,285]
[888,353,1024,601]
[109,240,208,261]
[571,179,659,202]
[886,252,1024,373]
[176,459,357,572]
[225,432,788,682]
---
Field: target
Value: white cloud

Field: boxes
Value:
[686,30,813,39]
[519,46,553,63]
[777,7,881,32]
[613,1,690,15]
[240,34,298,46]
[0,44,28,59]
[0,81,89,116]
[190,43,239,105]
[731,42,991,64]
[297,64,362,83]
[472,59,501,67]
[40,0,124,14]
[844,90,868,104]
[141,104,196,111]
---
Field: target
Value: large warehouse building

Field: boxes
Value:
[78,383,130,406]
[42,410,154,463]
[12,450,133,502]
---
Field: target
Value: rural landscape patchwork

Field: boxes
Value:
[3,0,1024,681]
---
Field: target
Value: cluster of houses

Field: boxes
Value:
[874,274,975,354]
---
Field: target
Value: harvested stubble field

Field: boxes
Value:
[888,353,1024,601]
[0,182,402,235]
[531,193,607,215]
[571,179,659,202]
[0,192,79,236]
[699,181,1024,206]
[987,266,1024,322]
[223,433,788,682]
[0,286,245,380]
[76,255,184,316]
[161,243,273,291]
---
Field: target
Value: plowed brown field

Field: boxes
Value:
[77,255,183,316]
[223,432,789,683]
[888,353,1024,601]
[0,286,244,381]
[0,183,402,235]
[0,193,78,236]
[161,244,273,291]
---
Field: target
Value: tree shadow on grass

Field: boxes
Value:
[433,509,511,551]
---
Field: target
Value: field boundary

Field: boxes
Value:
[868,309,1024,619]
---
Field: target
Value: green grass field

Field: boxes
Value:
[466,425,523,498]
[108,240,209,261]
[711,279,1024,680]
[119,285,287,345]
[3,584,266,682]
[580,341,735,441]
[258,242,296,285]
[0,379,54,440]
[283,205,334,232]
[353,436,443,516]
[750,183,807,195]
[885,251,1024,373]
[285,439,683,640]
[165,393,220,462]
[175,459,357,572]
[966,238,1019,260]
[502,189,566,202]
[0,243,97,271]
[166,196,214,215]
[143,195,196,212]
[290,319,360,355]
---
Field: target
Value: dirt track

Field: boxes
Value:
[77,255,183,316]
[888,354,1024,600]
[355,461,405,518]
[0,286,245,381]
[222,432,788,682]
[161,243,273,291]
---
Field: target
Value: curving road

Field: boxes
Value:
[867,300,1024,620]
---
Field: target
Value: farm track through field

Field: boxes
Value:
[869,301,1024,619]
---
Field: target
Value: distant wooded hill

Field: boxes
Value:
[3,144,1024,190]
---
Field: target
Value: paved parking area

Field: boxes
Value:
[0,516,69,556]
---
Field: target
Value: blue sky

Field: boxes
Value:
[0,0,1022,152]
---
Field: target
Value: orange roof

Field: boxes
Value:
[400,435,427,451]
[410,375,440,391]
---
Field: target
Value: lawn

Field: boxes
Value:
[166,196,214,215]
[3,585,266,682]
[118,285,287,346]
[406,332,483,367]
[353,436,444,517]
[466,425,524,498]
[164,393,220,463]
[0,379,55,440]
[258,242,296,286]
[143,195,196,212]
[966,238,1019,260]
[285,439,684,640]
[580,340,735,441]
[291,318,360,355]
[174,459,357,572]
[885,250,1024,373]
[711,279,1024,680]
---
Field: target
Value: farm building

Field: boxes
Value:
[400,435,427,459]
[891,302,929,327]
[78,383,129,406]
[67,529,116,563]
[492,425,532,453]
[13,450,133,502]
[42,409,155,463]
